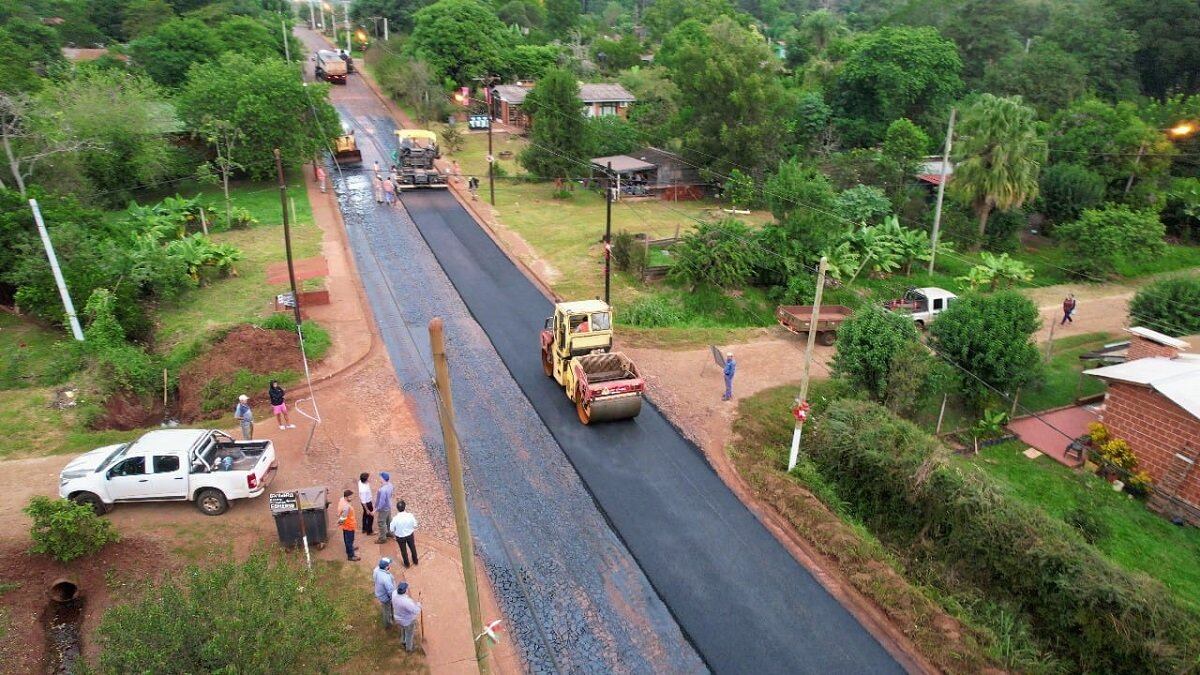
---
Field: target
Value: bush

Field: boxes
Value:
[1128,277,1200,337]
[619,295,685,328]
[981,209,1024,253]
[834,185,892,225]
[83,288,161,393]
[24,496,119,563]
[1064,504,1111,545]
[96,552,350,672]
[667,219,759,289]
[1055,206,1166,279]
[1038,163,1105,227]
[810,400,1200,672]
[200,368,298,414]
[831,307,920,400]
[611,230,647,275]
[257,314,332,361]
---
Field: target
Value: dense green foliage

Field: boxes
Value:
[1055,206,1166,278]
[408,0,514,84]
[667,219,758,289]
[97,553,350,673]
[1037,163,1106,226]
[928,291,1041,409]
[831,308,919,400]
[24,496,120,563]
[808,400,1200,672]
[1128,277,1200,337]
[518,68,588,179]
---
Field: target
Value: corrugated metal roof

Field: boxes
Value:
[591,155,656,173]
[1085,356,1200,420]
[579,83,635,102]
[492,84,529,104]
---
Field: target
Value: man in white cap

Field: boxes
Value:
[234,394,254,439]
[722,352,736,401]
[373,558,396,627]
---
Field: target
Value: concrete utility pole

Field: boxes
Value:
[604,161,613,305]
[344,2,351,53]
[383,17,389,40]
[308,1,316,29]
[928,107,956,275]
[29,199,83,341]
[787,256,827,472]
[274,149,303,327]
[281,19,291,62]
[428,318,490,675]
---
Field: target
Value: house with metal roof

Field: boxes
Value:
[488,82,636,130]
[1084,328,1200,522]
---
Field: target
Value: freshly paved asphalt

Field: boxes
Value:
[306,26,903,670]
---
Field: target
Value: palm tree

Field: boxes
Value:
[951,94,1046,249]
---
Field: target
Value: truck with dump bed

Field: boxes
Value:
[392,129,447,188]
[540,299,645,424]
[776,304,853,345]
[59,429,277,516]
[314,49,348,84]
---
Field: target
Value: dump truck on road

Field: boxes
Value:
[314,49,347,84]
[541,300,644,424]
[392,129,447,188]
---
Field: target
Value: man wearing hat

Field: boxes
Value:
[374,472,395,544]
[391,581,422,652]
[234,394,253,439]
[373,558,396,627]
[722,352,736,401]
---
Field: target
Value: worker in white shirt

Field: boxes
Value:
[389,499,418,567]
[358,472,375,536]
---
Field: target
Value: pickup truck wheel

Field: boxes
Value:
[819,330,836,346]
[73,492,108,516]
[196,489,229,516]
[576,397,592,425]
[542,349,553,377]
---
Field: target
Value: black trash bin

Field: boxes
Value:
[270,487,329,550]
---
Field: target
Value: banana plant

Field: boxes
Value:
[849,224,901,278]
[818,240,861,281]
[956,252,1034,290]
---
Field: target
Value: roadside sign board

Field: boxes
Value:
[269,490,299,514]
[710,345,725,368]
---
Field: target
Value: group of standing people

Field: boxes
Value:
[372,161,402,206]
[232,381,295,440]
[337,472,420,568]
[373,558,423,651]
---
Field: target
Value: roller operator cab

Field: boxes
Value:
[540,300,645,424]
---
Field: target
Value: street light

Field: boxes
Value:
[1168,122,1195,139]
[1124,121,1197,194]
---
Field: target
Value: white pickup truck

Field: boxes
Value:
[884,287,958,328]
[59,429,277,516]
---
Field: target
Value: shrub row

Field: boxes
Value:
[809,399,1200,673]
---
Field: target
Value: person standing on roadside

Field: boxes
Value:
[722,352,736,401]
[268,380,295,430]
[391,582,422,652]
[337,489,361,561]
[372,173,384,204]
[358,472,375,536]
[373,558,396,627]
[374,472,394,544]
[234,394,254,439]
[316,165,327,193]
[1061,294,1076,325]
[382,173,396,206]
[390,500,418,567]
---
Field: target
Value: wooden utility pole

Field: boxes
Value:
[275,149,303,327]
[928,107,956,275]
[1044,315,1057,363]
[1124,141,1147,195]
[604,161,613,305]
[428,318,489,674]
[787,256,827,472]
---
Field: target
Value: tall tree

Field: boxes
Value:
[832,26,962,146]
[407,0,514,84]
[129,18,223,87]
[544,0,579,38]
[980,40,1089,118]
[178,54,339,178]
[517,68,588,180]
[950,94,1046,245]
[122,0,176,39]
[667,16,792,179]
[642,0,740,40]
[1107,0,1200,98]
[0,92,91,196]
[1047,98,1167,198]
[352,0,435,33]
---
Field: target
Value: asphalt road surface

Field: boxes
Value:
[302,28,901,674]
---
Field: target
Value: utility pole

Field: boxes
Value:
[281,19,291,62]
[29,199,84,341]
[308,1,316,29]
[428,318,490,675]
[1124,141,1147,196]
[383,17,389,40]
[275,149,303,327]
[344,2,351,53]
[604,161,613,305]
[481,75,498,205]
[928,107,956,275]
[1044,313,1057,363]
[787,256,827,472]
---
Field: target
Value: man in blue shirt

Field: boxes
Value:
[372,558,396,627]
[374,472,394,544]
[722,352,736,401]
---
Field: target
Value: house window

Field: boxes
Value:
[600,103,619,116]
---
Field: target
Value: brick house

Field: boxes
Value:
[1084,328,1200,522]
[489,82,635,130]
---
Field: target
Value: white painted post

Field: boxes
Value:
[29,200,83,341]
[787,256,828,472]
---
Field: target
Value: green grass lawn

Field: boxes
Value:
[0,313,68,388]
[961,442,1200,614]
[1018,332,1112,412]
[0,387,145,460]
